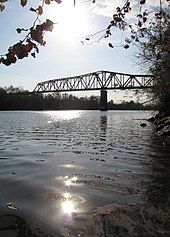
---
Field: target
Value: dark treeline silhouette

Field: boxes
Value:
[0,86,154,110]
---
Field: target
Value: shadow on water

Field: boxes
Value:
[0,214,43,237]
[90,135,170,237]
[100,115,107,132]
[0,214,65,237]
[143,136,170,206]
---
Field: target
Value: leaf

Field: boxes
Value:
[125,38,131,44]
[138,20,142,27]
[21,0,27,7]
[37,6,43,15]
[143,11,148,16]
[55,0,62,4]
[35,47,39,53]
[45,0,50,4]
[0,5,5,12]
[108,43,114,48]
[31,53,36,58]
[116,7,121,12]
[30,7,36,12]
[0,0,8,2]
[124,8,129,13]
[106,29,111,35]
[107,24,112,29]
[13,43,29,59]
[143,17,147,23]
[43,19,54,32]
[140,0,146,4]
[31,29,44,44]
[25,41,35,53]
[124,44,129,49]
[1,57,11,66]
[16,28,22,33]
[6,202,18,210]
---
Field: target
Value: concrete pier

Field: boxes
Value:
[100,89,107,111]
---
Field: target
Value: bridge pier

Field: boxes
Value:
[100,89,107,111]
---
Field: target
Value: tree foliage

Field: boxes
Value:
[0,86,153,110]
[0,0,169,112]
[0,0,61,66]
[133,2,170,112]
[85,0,170,49]
[0,0,169,66]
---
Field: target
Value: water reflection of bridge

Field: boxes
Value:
[33,71,154,111]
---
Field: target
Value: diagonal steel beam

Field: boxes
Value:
[33,71,154,93]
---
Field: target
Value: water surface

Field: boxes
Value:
[0,110,170,237]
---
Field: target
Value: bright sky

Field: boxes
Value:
[0,0,162,102]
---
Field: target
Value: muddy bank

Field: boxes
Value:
[1,202,170,237]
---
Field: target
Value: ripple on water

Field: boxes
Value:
[0,110,169,237]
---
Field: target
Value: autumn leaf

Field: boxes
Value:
[13,43,29,59]
[55,0,62,4]
[45,0,50,4]
[31,29,44,44]
[37,6,43,15]
[21,0,27,7]
[43,19,54,32]
[0,5,5,12]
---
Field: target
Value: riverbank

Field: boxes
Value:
[148,111,170,136]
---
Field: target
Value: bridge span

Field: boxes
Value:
[33,70,154,111]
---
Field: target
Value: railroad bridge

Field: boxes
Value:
[33,70,154,111]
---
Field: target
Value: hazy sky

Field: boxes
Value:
[0,0,161,102]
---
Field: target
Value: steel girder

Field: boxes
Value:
[33,71,154,93]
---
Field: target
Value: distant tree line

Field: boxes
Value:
[0,86,154,111]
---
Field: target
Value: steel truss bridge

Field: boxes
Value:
[33,71,154,111]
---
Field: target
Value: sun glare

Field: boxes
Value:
[62,199,75,214]
[47,1,89,42]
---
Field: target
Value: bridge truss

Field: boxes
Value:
[33,71,154,93]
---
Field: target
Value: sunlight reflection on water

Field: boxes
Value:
[44,110,84,122]
[61,176,82,216]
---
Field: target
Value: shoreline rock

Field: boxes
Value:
[147,111,170,136]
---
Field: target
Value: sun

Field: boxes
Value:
[47,1,89,42]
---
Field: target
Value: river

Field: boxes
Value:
[0,110,170,237]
